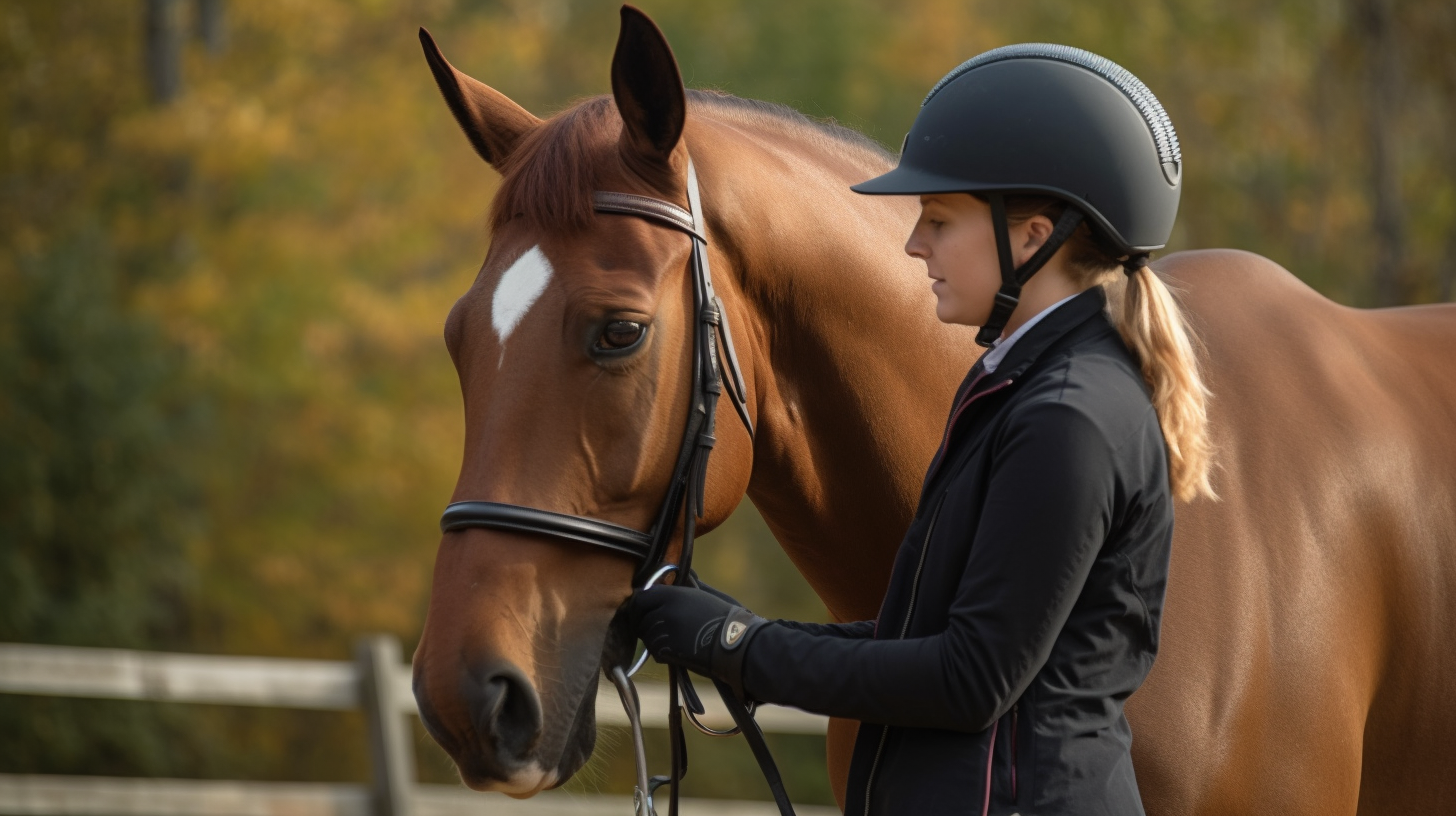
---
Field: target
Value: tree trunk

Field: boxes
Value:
[196,0,225,55]
[1354,0,1407,305]
[144,0,183,104]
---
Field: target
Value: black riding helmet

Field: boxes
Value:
[854,44,1182,346]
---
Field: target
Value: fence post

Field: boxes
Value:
[356,635,415,816]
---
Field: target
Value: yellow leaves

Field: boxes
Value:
[875,0,1001,92]
[335,279,436,357]
[1193,90,1229,129]
[137,263,226,361]
[255,553,310,589]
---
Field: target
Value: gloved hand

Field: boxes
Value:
[626,584,766,696]
[692,575,743,606]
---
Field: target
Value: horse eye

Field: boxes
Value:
[597,320,646,351]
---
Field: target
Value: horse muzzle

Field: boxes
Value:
[415,654,596,796]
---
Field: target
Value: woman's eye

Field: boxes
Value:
[596,320,646,351]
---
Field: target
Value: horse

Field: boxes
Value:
[409,7,1456,814]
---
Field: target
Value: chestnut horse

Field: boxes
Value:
[410,8,1456,814]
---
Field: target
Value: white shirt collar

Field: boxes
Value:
[979,292,1081,374]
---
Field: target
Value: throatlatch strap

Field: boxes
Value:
[975,199,1087,348]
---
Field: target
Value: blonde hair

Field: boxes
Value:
[1104,266,1215,501]
[1002,196,1215,502]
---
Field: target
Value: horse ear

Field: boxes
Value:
[419,28,542,168]
[611,6,686,167]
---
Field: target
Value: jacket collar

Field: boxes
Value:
[970,286,1110,392]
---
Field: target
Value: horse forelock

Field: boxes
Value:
[490,96,621,233]
[488,91,894,236]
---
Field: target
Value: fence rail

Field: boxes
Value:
[0,775,836,816]
[0,642,827,734]
[0,640,831,816]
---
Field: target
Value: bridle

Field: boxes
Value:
[440,155,752,584]
[438,159,795,816]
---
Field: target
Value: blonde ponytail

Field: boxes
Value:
[1106,265,1215,502]
[997,196,1215,502]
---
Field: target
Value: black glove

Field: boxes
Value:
[626,584,766,698]
[692,574,743,606]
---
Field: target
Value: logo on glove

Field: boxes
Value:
[724,620,747,646]
[696,621,721,652]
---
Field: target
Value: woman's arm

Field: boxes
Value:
[771,619,875,639]
[698,577,874,639]
[741,402,1119,732]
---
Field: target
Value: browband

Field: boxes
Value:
[593,191,706,243]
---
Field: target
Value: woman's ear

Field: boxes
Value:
[1015,214,1056,267]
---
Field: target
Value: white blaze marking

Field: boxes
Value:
[492,245,553,350]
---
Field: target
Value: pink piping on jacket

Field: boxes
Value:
[923,375,1014,486]
[982,720,999,816]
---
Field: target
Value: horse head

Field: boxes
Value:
[411,7,756,796]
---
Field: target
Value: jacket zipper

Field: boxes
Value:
[862,498,943,816]
[923,378,1014,487]
[861,377,1014,815]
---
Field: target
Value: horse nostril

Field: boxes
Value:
[473,664,543,762]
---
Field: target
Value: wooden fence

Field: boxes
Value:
[0,640,833,816]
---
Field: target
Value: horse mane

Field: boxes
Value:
[489,90,894,232]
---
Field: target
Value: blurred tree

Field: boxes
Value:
[0,232,207,776]
[1399,0,1456,300]
[0,0,204,772]
[144,0,184,104]
[1353,0,1409,305]
[197,0,226,55]
[0,232,196,650]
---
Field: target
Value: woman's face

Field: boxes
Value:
[904,193,1003,326]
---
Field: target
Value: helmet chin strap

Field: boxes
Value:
[976,194,1086,348]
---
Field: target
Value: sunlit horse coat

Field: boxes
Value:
[740,288,1173,815]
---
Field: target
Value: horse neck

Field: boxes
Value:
[700,120,980,622]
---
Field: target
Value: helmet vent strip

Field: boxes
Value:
[923,43,1182,172]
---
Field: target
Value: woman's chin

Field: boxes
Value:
[931,291,954,322]
[933,300,973,327]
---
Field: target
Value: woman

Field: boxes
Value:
[629,44,1214,816]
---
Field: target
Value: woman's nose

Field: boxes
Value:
[905,228,928,259]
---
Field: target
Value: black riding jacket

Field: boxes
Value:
[740,288,1174,816]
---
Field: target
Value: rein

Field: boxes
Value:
[438,160,795,816]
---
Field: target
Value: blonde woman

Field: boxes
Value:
[630,45,1213,815]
